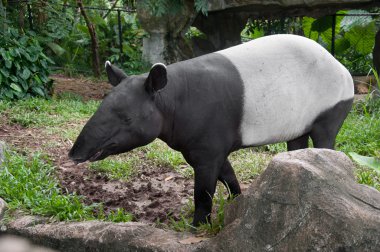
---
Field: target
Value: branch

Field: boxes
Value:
[102,0,119,19]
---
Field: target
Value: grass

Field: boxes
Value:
[166,184,232,235]
[0,151,94,221]
[0,150,133,223]
[0,97,99,127]
[89,154,138,181]
[336,98,380,156]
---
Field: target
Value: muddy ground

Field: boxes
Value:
[0,75,194,224]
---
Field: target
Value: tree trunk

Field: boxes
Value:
[18,3,25,31]
[77,0,101,77]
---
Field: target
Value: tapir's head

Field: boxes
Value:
[68,61,167,163]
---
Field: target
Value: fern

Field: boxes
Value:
[141,0,208,16]
[195,0,208,16]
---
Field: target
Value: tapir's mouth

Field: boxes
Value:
[87,143,118,162]
[88,149,104,162]
[69,142,118,164]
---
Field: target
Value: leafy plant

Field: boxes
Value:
[140,0,208,16]
[349,152,380,172]
[303,10,377,73]
[0,28,54,100]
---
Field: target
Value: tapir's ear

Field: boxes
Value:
[105,61,127,86]
[144,63,167,95]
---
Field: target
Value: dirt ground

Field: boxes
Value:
[0,75,194,224]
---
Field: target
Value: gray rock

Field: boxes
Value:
[136,0,195,64]
[207,0,375,12]
[200,149,380,252]
[138,0,378,62]
[0,198,7,221]
[0,141,6,166]
[6,220,199,252]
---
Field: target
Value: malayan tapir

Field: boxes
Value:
[69,34,354,226]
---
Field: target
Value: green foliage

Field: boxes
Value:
[242,17,303,41]
[140,0,208,16]
[0,28,53,100]
[194,0,208,16]
[302,10,376,73]
[356,166,380,191]
[349,152,380,172]
[106,208,134,222]
[336,101,380,157]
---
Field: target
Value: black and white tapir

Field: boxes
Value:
[69,34,354,226]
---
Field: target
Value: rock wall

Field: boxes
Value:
[138,0,379,63]
[207,0,375,12]
[201,149,380,251]
[136,0,196,65]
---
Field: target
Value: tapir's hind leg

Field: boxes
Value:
[218,159,241,197]
[310,99,353,149]
[287,134,309,151]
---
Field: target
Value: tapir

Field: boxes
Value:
[69,34,354,226]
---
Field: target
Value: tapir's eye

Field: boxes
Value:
[116,111,131,125]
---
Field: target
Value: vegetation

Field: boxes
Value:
[0,150,132,222]
[1,0,146,77]
[303,10,377,74]
[0,28,53,100]
[242,10,378,74]
[140,0,208,16]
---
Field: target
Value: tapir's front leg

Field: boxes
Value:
[193,165,218,226]
[184,151,225,226]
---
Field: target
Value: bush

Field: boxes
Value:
[0,28,53,100]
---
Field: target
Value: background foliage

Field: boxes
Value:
[242,10,379,74]
[0,27,53,100]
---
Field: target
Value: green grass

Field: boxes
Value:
[0,98,99,127]
[0,151,95,221]
[336,99,380,157]
[0,150,133,223]
[230,149,273,183]
[166,184,232,235]
[89,155,138,181]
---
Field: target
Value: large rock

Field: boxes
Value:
[5,220,199,252]
[136,0,196,64]
[208,0,376,12]
[0,198,7,222]
[139,0,380,60]
[201,149,380,251]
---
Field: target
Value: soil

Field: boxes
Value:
[0,75,194,224]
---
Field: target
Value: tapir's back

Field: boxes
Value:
[216,34,354,146]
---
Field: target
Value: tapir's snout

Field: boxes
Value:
[68,137,90,164]
[68,123,118,163]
